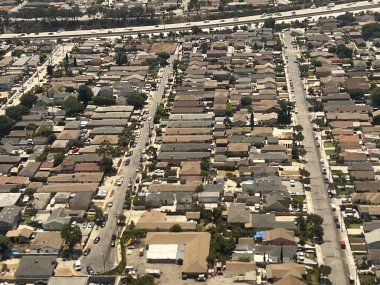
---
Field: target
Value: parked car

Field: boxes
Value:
[83,248,91,256]
[94,236,100,244]
[87,266,94,275]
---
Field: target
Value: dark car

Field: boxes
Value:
[83,248,91,256]
[87,266,94,275]
[94,236,100,244]
[112,234,117,240]
[101,221,106,228]
[111,240,116,247]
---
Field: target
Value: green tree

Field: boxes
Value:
[5,105,29,121]
[36,125,53,137]
[226,102,233,117]
[263,17,275,29]
[362,22,380,40]
[127,93,147,109]
[20,91,37,108]
[0,115,14,137]
[336,44,353,58]
[47,65,54,77]
[92,96,116,106]
[169,224,182,232]
[60,224,82,251]
[115,50,128,65]
[157,51,170,60]
[0,235,13,251]
[317,265,332,281]
[371,87,380,106]
[78,85,93,104]
[240,96,252,107]
[195,184,205,193]
[53,153,65,167]
[64,97,85,116]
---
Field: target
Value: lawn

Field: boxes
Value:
[20,216,33,225]
[324,142,334,149]
[359,274,377,285]
[349,224,362,229]
[325,149,335,156]
[351,244,367,252]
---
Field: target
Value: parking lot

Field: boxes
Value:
[126,241,199,285]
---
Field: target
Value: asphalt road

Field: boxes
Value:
[80,52,176,274]
[2,1,379,40]
[0,43,74,115]
[283,32,351,285]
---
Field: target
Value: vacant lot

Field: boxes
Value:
[150,42,177,54]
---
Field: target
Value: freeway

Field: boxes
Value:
[1,0,379,40]
[80,51,176,274]
[283,32,352,285]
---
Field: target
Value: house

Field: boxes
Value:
[145,232,211,278]
[262,228,296,246]
[15,256,57,284]
[198,191,220,205]
[30,232,64,255]
[227,203,251,225]
[68,192,93,211]
[136,211,196,230]
[273,275,307,285]
[43,208,84,231]
[0,205,21,233]
[266,263,306,282]
[266,193,291,212]
[365,229,380,250]
[145,193,175,208]
[6,227,33,244]
[255,244,297,263]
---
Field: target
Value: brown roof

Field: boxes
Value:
[30,232,63,251]
[273,275,307,285]
[74,163,101,172]
[266,263,306,280]
[145,232,211,274]
[263,228,295,243]
[179,161,201,176]
[225,261,256,278]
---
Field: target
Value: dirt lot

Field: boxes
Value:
[126,241,198,285]
[150,42,177,54]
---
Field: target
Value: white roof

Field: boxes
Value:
[0,193,21,208]
[147,244,180,260]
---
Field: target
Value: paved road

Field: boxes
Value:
[0,43,74,115]
[283,31,352,285]
[2,1,379,40]
[80,51,176,274]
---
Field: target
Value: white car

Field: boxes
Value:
[141,148,146,154]
[290,179,295,187]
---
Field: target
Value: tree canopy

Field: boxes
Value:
[371,87,380,107]
[64,97,85,116]
[20,91,37,108]
[60,224,82,250]
[127,93,147,109]
[0,115,14,137]
[240,96,252,107]
[78,85,93,104]
[5,105,29,121]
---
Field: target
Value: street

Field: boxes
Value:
[0,43,74,115]
[80,49,177,273]
[1,1,380,40]
[283,31,352,285]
